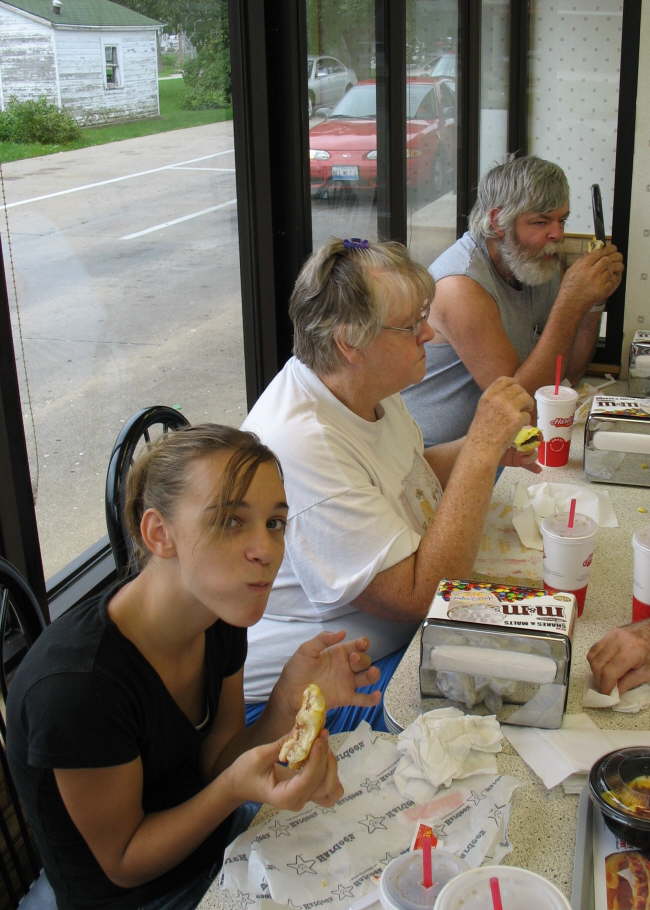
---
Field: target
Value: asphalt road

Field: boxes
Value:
[0,120,388,579]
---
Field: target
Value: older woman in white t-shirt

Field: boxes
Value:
[242,237,540,731]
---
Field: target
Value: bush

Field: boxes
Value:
[182,43,231,110]
[0,96,81,144]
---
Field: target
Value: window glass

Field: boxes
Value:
[307,0,378,247]
[0,8,245,579]
[405,0,458,268]
[479,0,509,176]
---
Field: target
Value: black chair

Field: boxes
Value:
[0,557,53,909]
[105,406,190,578]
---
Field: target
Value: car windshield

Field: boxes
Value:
[430,55,457,78]
[328,83,435,120]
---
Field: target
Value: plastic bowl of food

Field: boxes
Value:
[588,747,650,849]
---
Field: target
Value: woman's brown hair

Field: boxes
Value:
[124,424,283,571]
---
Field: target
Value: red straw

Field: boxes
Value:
[421,838,433,888]
[568,498,577,529]
[490,876,504,910]
[554,354,563,396]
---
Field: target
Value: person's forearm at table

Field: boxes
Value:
[565,310,601,385]
[353,378,533,622]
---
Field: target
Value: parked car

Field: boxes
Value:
[307,55,357,118]
[309,78,456,199]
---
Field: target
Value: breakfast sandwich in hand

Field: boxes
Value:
[279,683,327,769]
[513,426,542,455]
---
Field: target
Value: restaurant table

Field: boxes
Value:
[200,382,650,909]
[383,393,650,900]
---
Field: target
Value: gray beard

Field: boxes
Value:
[500,231,561,286]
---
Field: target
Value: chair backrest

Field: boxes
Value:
[0,558,46,908]
[105,406,190,578]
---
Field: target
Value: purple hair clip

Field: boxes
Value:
[343,237,369,250]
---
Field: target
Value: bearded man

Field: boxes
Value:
[402,155,624,446]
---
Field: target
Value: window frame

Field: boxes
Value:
[103,43,122,90]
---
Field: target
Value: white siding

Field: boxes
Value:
[0,6,57,109]
[55,28,159,125]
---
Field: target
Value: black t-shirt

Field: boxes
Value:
[6,589,247,910]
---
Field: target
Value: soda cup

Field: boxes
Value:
[534,386,578,467]
[434,865,571,910]
[541,513,598,617]
[378,850,467,910]
[633,527,650,621]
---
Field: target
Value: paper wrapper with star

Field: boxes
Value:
[216,722,520,908]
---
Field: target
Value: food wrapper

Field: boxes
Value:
[216,723,520,908]
[592,803,650,909]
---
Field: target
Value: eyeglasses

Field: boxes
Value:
[381,301,431,336]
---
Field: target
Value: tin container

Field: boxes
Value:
[420,580,576,729]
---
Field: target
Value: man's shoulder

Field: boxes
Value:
[430,232,488,281]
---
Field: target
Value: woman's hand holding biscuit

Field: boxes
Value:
[227,732,342,811]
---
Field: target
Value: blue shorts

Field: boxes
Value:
[244,645,406,733]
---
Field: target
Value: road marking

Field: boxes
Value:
[121,198,237,239]
[169,166,236,172]
[1,150,235,210]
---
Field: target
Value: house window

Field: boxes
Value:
[105,45,120,87]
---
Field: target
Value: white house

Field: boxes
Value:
[0,0,162,126]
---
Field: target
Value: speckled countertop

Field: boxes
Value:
[200,385,650,908]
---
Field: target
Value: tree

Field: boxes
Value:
[118,0,231,108]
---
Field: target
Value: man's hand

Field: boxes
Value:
[276,631,381,716]
[558,243,624,315]
[465,376,535,463]
[587,622,650,695]
[501,446,543,474]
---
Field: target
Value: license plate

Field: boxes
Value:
[331,166,358,179]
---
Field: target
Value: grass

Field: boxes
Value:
[0,79,231,163]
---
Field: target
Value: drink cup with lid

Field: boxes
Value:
[541,508,598,617]
[433,866,571,910]
[633,527,650,622]
[534,385,578,467]
[378,850,468,910]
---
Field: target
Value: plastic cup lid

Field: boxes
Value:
[380,851,468,910]
[541,513,598,539]
[534,385,578,402]
[633,527,650,551]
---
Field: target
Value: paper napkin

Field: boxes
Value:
[512,480,618,550]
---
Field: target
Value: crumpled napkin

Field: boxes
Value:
[512,479,618,549]
[393,707,503,802]
[573,376,618,425]
[583,673,650,713]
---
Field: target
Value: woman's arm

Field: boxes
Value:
[54,715,340,890]
[353,377,533,622]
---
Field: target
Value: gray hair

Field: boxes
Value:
[289,237,434,375]
[468,156,570,240]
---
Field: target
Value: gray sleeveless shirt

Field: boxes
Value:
[401,232,559,446]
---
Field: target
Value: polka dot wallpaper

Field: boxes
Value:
[528,0,623,234]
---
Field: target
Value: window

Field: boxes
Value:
[1,30,246,584]
[104,45,120,87]
[406,0,458,267]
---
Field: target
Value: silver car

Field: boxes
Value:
[307,55,357,118]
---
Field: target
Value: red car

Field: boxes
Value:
[309,78,456,198]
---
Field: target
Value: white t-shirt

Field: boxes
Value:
[241,357,443,701]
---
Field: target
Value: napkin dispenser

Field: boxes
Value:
[584,394,650,487]
[420,580,576,729]
[629,330,650,397]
